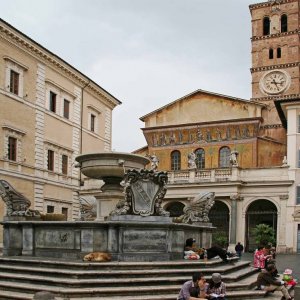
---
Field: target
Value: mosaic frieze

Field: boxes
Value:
[147,124,258,147]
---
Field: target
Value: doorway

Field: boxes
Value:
[245,199,277,252]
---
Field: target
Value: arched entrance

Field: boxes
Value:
[209,201,229,247]
[165,201,185,217]
[245,199,277,252]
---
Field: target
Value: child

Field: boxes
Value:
[283,268,297,287]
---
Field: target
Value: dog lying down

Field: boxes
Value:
[83,252,112,262]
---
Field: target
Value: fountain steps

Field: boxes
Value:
[0,256,272,299]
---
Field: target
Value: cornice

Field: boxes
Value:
[251,93,300,101]
[142,117,262,132]
[0,21,121,109]
[250,62,299,73]
[251,29,298,41]
[249,0,297,10]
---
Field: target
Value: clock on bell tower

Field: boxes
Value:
[249,0,300,141]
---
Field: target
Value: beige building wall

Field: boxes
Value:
[0,18,121,246]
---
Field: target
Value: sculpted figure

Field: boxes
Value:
[230,150,239,167]
[173,191,215,224]
[79,196,96,220]
[0,180,40,217]
[147,154,159,171]
[188,152,197,169]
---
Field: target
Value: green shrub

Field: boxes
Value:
[212,231,228,248]
[252,224,276,247]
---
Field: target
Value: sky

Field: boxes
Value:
[1,0,255,152]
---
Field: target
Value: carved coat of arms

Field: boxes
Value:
[110,169,170,217]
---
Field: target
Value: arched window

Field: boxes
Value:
[269,48,274,59]
[277,47,281,58]
[281,14,288,33]
[219,147,230,168]
[195,148,205,169]
[171,150,181,171]
[263,17,270,35]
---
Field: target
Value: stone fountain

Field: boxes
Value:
[1,152,215,261]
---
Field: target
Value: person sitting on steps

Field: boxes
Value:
[184,238,230,263]
[177,272,207,300]
[256,264,294,300]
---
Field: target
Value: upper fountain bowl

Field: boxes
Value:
[75,152,150,179]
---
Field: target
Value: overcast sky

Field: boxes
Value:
[1,0,254,152]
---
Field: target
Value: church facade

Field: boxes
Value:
[135,0,300,253]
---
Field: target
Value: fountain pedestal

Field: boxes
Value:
[76,152,149,220]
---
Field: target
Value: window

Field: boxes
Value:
[297,186,300,205]
[298,150,300,168]
[62,154,68,175]
[281,14,288,33]
[8,137,17,161]
[269,48,274,59]
[298,116,300,133]
[47,150,54,171]
[263,17,270,35]
[171,150,181,171]
[219,147,231,168]
[47,205,54,213]
[49,91,57,113]
[10,70,19,95]
[62,207,68,219]
[63,99,70,119]
[90,114,96,132]
[195,148,205,169]
[277,48,281,58]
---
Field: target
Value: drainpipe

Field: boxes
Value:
[79,80,90,186]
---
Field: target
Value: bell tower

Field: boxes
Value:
[249,0,299,142]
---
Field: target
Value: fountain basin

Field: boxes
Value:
[75,152,149,179]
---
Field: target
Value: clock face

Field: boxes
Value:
[259,70,290,95]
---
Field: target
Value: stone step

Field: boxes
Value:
[0,290,268,300]
[0,266,256,288]
[67,290,268,300]
[0,281,267,299]
[0,256,264,299]
[0,256,239,270]
[0,260,250,279]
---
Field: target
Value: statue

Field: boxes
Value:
[230,150,239,167]
[110,169,170,217]
[188,152,197,169]
[282,156,288,167]
[0,180,40,217]
[173,192,215,224]
[79,196,96,220]
[147,154,159,171]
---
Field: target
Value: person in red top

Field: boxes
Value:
[253,246,272,270]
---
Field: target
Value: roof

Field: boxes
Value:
[140,89,264,121]
[0,18,121,106]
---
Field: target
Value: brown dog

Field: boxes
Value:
[83,252,112,262]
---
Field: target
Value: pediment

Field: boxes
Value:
[141,90,263,128]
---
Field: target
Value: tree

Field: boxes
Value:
[252,224,276,246]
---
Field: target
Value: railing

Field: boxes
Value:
[168,168,234,184]
[167,166,290,185]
